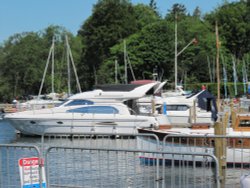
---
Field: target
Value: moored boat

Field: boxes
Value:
[4,82,170,135]
[137,89,218,125]
[137,112,250,167]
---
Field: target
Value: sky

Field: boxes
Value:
[0,0,238,44]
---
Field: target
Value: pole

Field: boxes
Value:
[67,37,82,93]
[174,13,178,91]
[66,35,71,96]
[51,37,55,94]
[174,13,196,91]
[115,59,118,84]
[214,113,227,187]
[216,21,221,112]
[38,39,54,99]
[232,56,238,96]
[124,40,127,84]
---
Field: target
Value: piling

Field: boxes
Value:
[193,99,197,123]
[214,112,228,187]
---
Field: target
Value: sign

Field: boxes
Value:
[19,157,46,188]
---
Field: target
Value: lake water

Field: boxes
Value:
[0,120,242,187]
[0,119,17,144]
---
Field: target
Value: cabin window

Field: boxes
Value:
[239,120,250,127]
[166,105,189,111]
[65,99,94,106]
[67,106,119,114]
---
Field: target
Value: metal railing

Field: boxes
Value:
[0,133,222,188]
[0,144,43,188]
[163,134,250,187]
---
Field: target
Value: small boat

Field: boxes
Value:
[137,112,250,167]
[17,93,65,111]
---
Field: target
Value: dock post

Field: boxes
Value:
[151,96,155,114]
[230,100,237,129]
[193,99,197,123]
[214,112,228,187]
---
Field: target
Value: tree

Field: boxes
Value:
[193,6,201,18]
[149,0,157,10]
[0,32,45,99]
[78,0,137,88]
[165,3,187,21]
[205,1,249,58]
[0,26,81,101]
[133,4,160,31]
[149,0,159,16]
[98,20,175,84]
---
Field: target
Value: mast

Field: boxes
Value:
[232,56,238,96]
[115,59,118,84]
[38,38,55,99]
[207,56,213,83]
[124,40,127,84]
[66,35,71,96]
[38,36,82,99]
[51,37,55,94]
[65,35,82,94]
[215,21,221,112]
[222,56,228,99]
[174,13,178,90]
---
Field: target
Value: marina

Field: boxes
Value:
[0,120,219,188]
[1,82,250,187]
[0,1,249,187]
[0,110,250,187]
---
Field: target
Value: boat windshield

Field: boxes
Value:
[239,120,250,127]
[167,105,189,111]
[62,99,94,106]
[67,106,119,114]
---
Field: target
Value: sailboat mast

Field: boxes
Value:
[124,40,127,84]
[67,38,82,93]
[115,59,118,84]
[51,37,55,94]
[38,38,54,99]
[216,22,221,111]
[232,56,238,96]
[222,59,228,99]
[65,35,71,96]
[174,13,178,91]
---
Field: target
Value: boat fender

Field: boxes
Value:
[240,174,250,188]
[152,123,159,129]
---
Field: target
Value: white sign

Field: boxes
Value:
[19,157,46,188]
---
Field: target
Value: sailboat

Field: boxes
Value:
[18,35,82,111]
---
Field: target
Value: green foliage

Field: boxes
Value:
[0,26,83,101]
[78,0,159,87]
[0,1,250,101]
[165,3,187,21]
[78,0,137,87]
[205,1,249,58]
[99,20,175,84]
[187,82,247,98]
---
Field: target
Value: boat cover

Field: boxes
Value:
[197,90,218,121]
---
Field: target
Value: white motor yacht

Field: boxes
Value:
[4,82,169,135]
[4,103,165,135]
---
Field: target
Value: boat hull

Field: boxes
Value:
[6,114,158,135]
[137,128,250,166]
